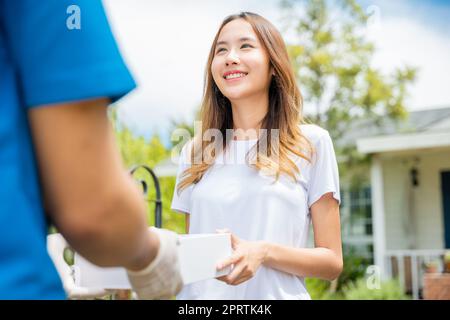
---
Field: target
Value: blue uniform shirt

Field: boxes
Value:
[0,0,136,299]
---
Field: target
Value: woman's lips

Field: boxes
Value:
[223,72,248,82]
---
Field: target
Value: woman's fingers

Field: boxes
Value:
[223,262,246,285]
[214,230,248,285]
[217,252,243,270]
[232,275,252,286]
[230,233,241,249]
[216,274,230,283]
[216,269,251,286]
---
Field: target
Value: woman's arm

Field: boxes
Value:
[217,192,343,285]
[263,192,343,280]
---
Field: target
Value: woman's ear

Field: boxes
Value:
[270,66,276,76]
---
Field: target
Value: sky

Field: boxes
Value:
[101,0,450,141]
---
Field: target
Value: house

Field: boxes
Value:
[356,106,450,299]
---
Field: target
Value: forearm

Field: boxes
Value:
[55,173,159,271]
[262,242,343,281]
[81,178,158,271]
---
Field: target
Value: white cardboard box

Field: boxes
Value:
[73,233,232,289]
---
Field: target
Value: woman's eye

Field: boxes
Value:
[216,48,226,54]
[241,43,253,49]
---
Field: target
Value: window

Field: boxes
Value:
[341,186,373,262]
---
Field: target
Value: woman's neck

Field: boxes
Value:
[230,93,269,140]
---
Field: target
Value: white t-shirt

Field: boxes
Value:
[171,124,340,300]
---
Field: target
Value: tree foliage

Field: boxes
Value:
[281,0,417,187]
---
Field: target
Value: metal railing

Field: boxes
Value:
[129,165,162,228]
[385,249,446,300]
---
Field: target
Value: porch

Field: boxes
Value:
[357,128,450,299]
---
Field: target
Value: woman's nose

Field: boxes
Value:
[225,50,240,65]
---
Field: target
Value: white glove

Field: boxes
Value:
[47,233,114,299]
[126,227,183,300]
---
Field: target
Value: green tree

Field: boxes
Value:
[281,0,417,187]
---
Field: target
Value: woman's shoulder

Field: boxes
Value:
[299,123,330,144]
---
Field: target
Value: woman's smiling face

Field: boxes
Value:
[211,18,272,101]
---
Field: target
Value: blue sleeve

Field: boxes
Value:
[1,0,136,107]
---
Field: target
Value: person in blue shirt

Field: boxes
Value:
[0,0,182,299]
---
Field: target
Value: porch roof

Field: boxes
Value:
[357,130,450,154]
[354,106,450,154]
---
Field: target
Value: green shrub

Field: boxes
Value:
[342,278,410,300]
[337,245,372,291]
[306,278,344,300]
[306,278,330,299]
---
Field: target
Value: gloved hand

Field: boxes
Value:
[47,233,114,299]
[126,227,183,300]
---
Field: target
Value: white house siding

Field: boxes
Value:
[381,148,450,250]
[382,157,411,250]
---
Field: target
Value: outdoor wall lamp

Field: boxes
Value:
[410,166,419,187]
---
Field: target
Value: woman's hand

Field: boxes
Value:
[215,229,268,286]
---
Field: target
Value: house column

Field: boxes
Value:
[371,155,387,279]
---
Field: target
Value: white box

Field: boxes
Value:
[73,233,232,289]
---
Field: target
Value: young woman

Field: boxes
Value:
[171,12,342,300]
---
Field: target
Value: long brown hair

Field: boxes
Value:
[177,12,312,192]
